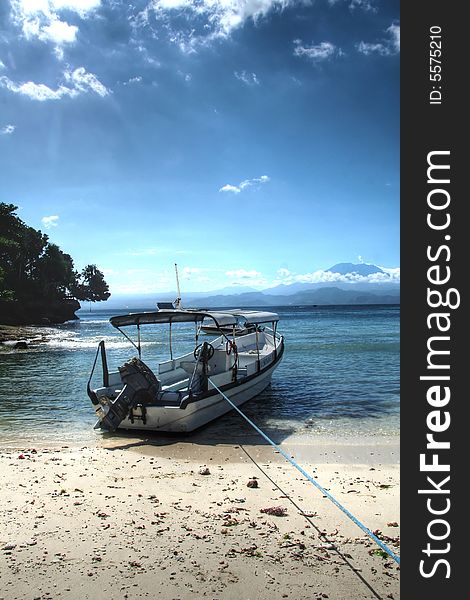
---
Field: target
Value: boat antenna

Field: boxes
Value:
[174,263,182,309]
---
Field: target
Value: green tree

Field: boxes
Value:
[0,203,29,299]
[0,203,110,306]
[72,264,111,302]
[36,243,75,299]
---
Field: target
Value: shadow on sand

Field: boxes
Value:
[100,404,297,452]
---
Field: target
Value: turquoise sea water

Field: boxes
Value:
[0,305,399,446]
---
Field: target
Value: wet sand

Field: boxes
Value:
[0,434,399,599]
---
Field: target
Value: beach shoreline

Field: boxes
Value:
[1,434,399,599]
[0,430,399,466]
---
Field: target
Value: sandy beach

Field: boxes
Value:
[0,435,399,600]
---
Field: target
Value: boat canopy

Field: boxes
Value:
[110,309,280,329]
[201,313,238,327]
[199,310,279,328]
[234,311,280,324]
[110,310,238,329]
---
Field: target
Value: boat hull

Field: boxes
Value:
[115,357,280,433]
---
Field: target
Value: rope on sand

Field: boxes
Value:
[208,378,400,565]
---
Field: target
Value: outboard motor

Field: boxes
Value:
[96,357,160,432]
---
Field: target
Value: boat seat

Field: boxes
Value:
[179,360,207,373]
[158,360,175,374]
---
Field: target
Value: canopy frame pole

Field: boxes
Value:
[137,323,142,358]
[169,321,173,360]
[174,263,182,309]
[232,324,238,372]
[116,326,140,355]
[273,321,277,360]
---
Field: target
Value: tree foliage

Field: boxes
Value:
[71,265,111,302]
[0,203,110,304]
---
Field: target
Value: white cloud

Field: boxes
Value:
[379,266,400,280]
[176,70,192,82]
[328,0,377,10]
[150,0,187,9]
[0,125,16,135]
[41,215,59,228]
[0,60,5,70]
[0,76,73,100]
[54,46,65,60]
[0,67,109,101]
[348,0,377,12]
[357,22,400,56]
[272,266,400,286]
[219,184,241,194]
[277,267,291,278]
[137,0,294,51]
[12,1,101,19]
[41,17,78,44]
[122,76,143,86]
[157,0,192,8]
[224,268,268,288]
[225,269,262,279]
[134,44,162,68]
[387,23,400,53]
[219,175,270,193]
[10,0,100,55]
[356,41,387,56]
[51,1,101,13]
[234,70,260,86]
[64,67,109,96]
[293,40,340,62]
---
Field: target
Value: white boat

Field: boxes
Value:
[87,308,284,433]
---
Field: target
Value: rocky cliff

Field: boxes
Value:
[0,299,81,326]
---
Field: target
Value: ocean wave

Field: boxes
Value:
[45,339,132,350]
[44,336,158,350]
[77,319,110,325]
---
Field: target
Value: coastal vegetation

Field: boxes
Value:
[0,203,110,324]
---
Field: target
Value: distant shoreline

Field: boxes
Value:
[76,302,401,313]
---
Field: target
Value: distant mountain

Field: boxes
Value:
[200,285,258,296]
[196,287,399,308]
[326,262,384,276]
[95,284,400,310]
[266,281,319,296]
[288,286,399,305]
[92,261,399,310]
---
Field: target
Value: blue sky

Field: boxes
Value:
[0,0,399,295]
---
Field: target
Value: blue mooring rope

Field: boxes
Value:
[208,379,400,565]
